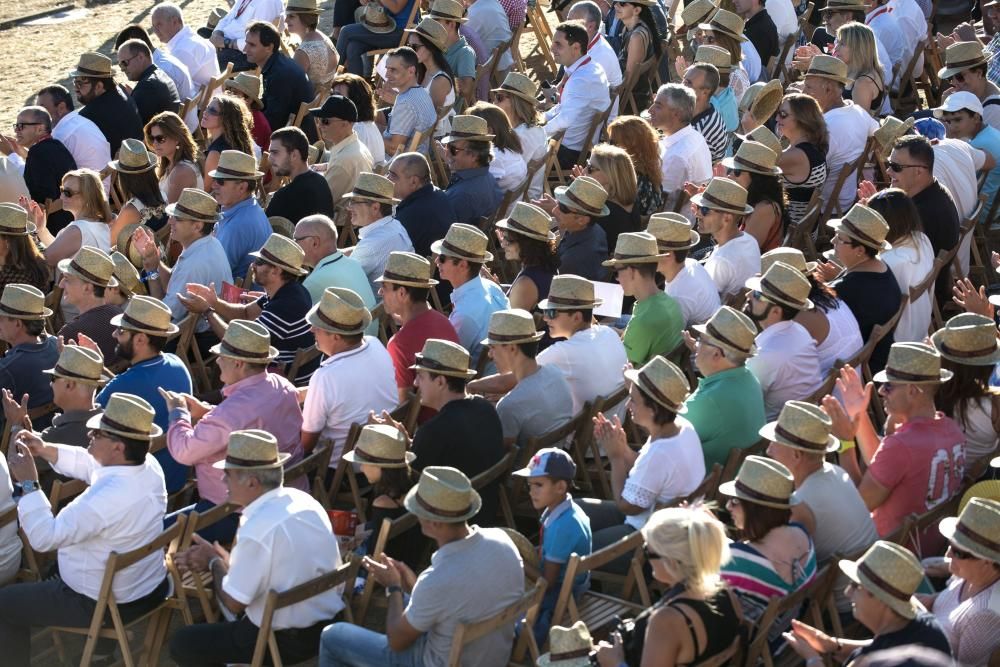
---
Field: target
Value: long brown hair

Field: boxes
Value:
[212,94,255,156]
[468,102,523,154]
[0,234,48,289]
[608,115,662,192]
[144,111,200,177]
[936,358,998,431]
[783,93,829,156]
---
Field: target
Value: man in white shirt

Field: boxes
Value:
[743,261,823,419]
[341,172,414,294]
[887,0,925,72]
[865,0,905,73]
[693,177,761,298]
[151,2,220,91]
[648,212,721,326]
[169,429,344,666]
[0,393,169,667]
[648,84,713,206]
[466,0,514,72]
[211,0,283,70]
[33,85,111,179]
[567,1,623,116]
[544,21,611,167]
[765,0,798,41]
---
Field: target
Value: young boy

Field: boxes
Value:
[512,447,592,644]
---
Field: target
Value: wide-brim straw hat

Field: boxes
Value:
[603,231,669,267]
[0,203,37,236]
[873,342,954,384]
[818,0,866,11]
[165,188,222,223]
[760,400,838,454]
[224,72,263,109]
[405,17,448,53]
[679,0,717,32]
[43,345,106,387]
[745,260,814,311]
[248,233,309,276]
[717,455,796,509]
[375,251,439,288]
[804,54,853,86]
[286,0,321,13]
[692,306,758,357]
[612,0,656,5]
[931,313,1000,366]
[343,424,416,468]
[307,286,373,335]
[58,246,119,288]
[70,51,113,78]
[938,41,989,81]
[537,274,603,311]
[356,3,397,33]
[740,80,783,122]
[0,284,52,320]
[699,9,748,43]
[554,176,610,218]
[761,247,817,275]
[826,203,891,251]
[110,294,180,336]
[108,138,157,174]
[738,125,784,156]
[721,140,782,176]
[441,115,495,144]
[623,356,690,413]
[212,429,291,470]
[110,250,146,297]
[86,392,163,440]
[410,338,477,378]
[482,308,544,346]
[403,466,482,522]
[690,177,754,215]
[431,222,494,263]
[492,71,539,105]
[496,202,556,242]
[209,319,279,363]
[874,117,915,160]
[694,44,733,73]
[429,0,468,22]
[342,171,401,205]
[938,497,1000,564]
[646,212,700,252]
[839,541,923,619]
[537,621,597,667]
[207,150,264,180]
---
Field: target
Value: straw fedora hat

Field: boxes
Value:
[355,3,397,33]
[694,44,733,73]
[646,212,700,252]
[286,0,321,13]
[410,338,477,378]
[603,232,669,267]
[699,9,748,43]
[43,345,106,387]
[206,7,227,29]
[342,172,400,205]
[428,0,468,22]
[722,140,782,176]
[110,294,180,336]
[343,424,416,468]
[58,246,119,288]
[209,319,279,363]
[873,342,954,385]
[931,313,1000,366]
[939,497,1000,564]
[0,203,36,236]
[212,429,291,470]
[690,177,754,216]
[739,125,784,155]
[108,138,156,174]
[537,621,596,667]
[110,251,146,297]
[492,71,539,105]
[874,116,915,160]
[248,233,309,276]
[537,274,603,311]
[405,17,448,53]
[441,115,495,144]
[0,284,52,320]
[612,0,656,5]
[554,176,610,217]
[70,51,113,78]
[207,150,264,180]
[403,466,482,522]
[224,72,263,109]
[624,356,691,413]
[718,455,796,509]
[680,0,717,31]
[307,286,373,335]
[482,308,544,346]
[116,222,150,270]
[826,203,891,251]
[938,41,989,81]
[165,188,222,223]
[375,251,439,288]
[431,223,494,263]
[761,247,817,275]
[760,400,838,454]
[691,306,758,358]
[805,55,853,86]
[745,260,814,311]
[86,392,163,440]
[739,79,783,122]
[818,0,866,11]
[839,541,923,619]
[496,202,556,242]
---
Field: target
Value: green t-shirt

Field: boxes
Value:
[623,291,684,366]
[682,366,767,469]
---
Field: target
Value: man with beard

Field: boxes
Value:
[68,52,143,157]
[265,127,335,223]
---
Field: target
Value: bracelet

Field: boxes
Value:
[143,270,159,281]
[208,556,222,572]
[837,438,856,454]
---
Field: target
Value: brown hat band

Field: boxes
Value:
[612,252,657,261]
[550,648,593,660]
[100,415,149,438]
[546,295,595,307]
[499,83,530,96]
[841,219,882,247]
[258,247,294,270]
[226,453,279,466]
[707,19,736,34]
[351,188,391,200]
[857,562,912,602]
[316,308,363,331]
[221,340,270,359]
[774,423,825,451]
[638,373,681,411]
[734,479,788,506]
[441,239,485,261]
[69,260,109,285]
[563,190,604,216]
[734,155,773,172]
[761,277,805,307]
[430,9,461,19]
[883,367,939,382]
[53,364,98,381]
[954,521,1000,553]
[352,448,407,465]
[116,160,153,174]
[173,202,217,220]
[415,355,467,374]
[946,57,987,69]
[448,130,491,139]
[121,312,167,333]
[701,191,745,214]
[214,165,256,179]
[938,341,998,358]
[415,492,473,517]
[382,270,426,283]
[505,217,546,238]
[0,223,26,232]
[75,66,109,76]
[657,237,693,250]
[488,330,536,342]
[0,303,40,317]
[705,322,751,354]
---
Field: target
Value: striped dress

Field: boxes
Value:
[782,142,827,226]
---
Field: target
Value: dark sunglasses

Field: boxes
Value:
[542,308,560,319]
[60,188,79,197]
[696,205,712,217]
[950,72,967,84]
[213,177,232,185]
[726,168,743,178]
[949,544,977,560]
[557,202,571,214]
[586,163,600,174]
[252,257,272,267]
[447,144,465,155]
[149,134,169,144]
[118,55,137,69]
[12,122,43,131]
[887,161,924,173]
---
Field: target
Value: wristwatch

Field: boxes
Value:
[20,480,40,495]
[385,584,403,598]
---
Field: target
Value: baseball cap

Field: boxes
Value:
[933,91,984,117]
[913,117,946,140]
[310,95,359,122]
[512,447,577,480]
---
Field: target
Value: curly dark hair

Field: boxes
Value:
[332,73,377,123]
[745,171,787,222]
[508,230,559,273]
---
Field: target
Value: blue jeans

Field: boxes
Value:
[336,23,404,75]
[320,622,428,667]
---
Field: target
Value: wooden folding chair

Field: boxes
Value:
[578,386,630,498]
[173,313,213,394]
[447,579,547,667]
[326,426,368,520]
[510,407,595,512]
[523,3,558,74]
[44,283,66,334]
[819,138,873,223]
[199,62,235,111]
[781,191,823,261]
[283,442,334,508]
[352,511,421,625]
[715,438,769,498]
[619,55,657,117]
[861,296,910,426]
[542,130,568,193]
[388,390,422,437]
[470,444,519,528]
[0,402,57,456]
[890,39,929,115]
[285,343,323,383]
[741,566,827,667]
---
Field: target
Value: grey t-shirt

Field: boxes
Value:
[405,526,524,667]
[496,364,575,447]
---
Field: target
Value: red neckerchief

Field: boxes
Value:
[559,56,592,102]
[234,0,254,19]
[588,33,600,50]
[866,6,891,23]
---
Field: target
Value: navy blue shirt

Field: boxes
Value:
[395,184,456,257]
[557,223,608,282]
[261,51,316,142]
[265,169,336,224]
[131,64,180,125]
[444,167,502,225]
[255,280,317,385]
[79,86,143,159]
[0,335,59,413]
[24,137,76,233]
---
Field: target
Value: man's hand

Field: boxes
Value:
[8,442,39,483]
[366,410,409,439]
[175,533,228,574]
[2,390,29,429]
[158,387,187,412]
[132,226,160,271]
[682,329,697,353]
[185,283,220,309]
[821,394,857,440]
[14,429,47,459]
[177,291,211,314]
[74,333,102,355]
[782,619,838,662]
[19,196,46,231]
[363,553,403,588]
[595,632,626,667]
[183,394,213,421]
[210,32,226,49]
[0,133,20,157]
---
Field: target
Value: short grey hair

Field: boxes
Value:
[298,214,338,245]
[20,106,52,132]
[657,84,696,125]
[567,1,602,30]
[233,467,283,490]
[152,2,183,23]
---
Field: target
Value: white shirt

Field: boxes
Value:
[822,102,878,213]
[514,123,547,201]
[354,215,414,293]
[747,319,823,419]
[167,25,220,90]
[881,232,934,342]
[354,121,386,166]
[152,48,196,129]
[664,258,721,326]
[215,0,284,50]
[660,125,712,194]
[815,299,863,373]
[886,0,925,65]
[742,41,763,83]
[223,486,344,628]
[302,337,398,462]
[489,148,527,192]
[64,219,111,253]
[18,446,167,602]
[704,232,761,297]
[766,0,798,41]
[467,0,514,70]
[544,55,610,151]
[0,456,20,583]
[934,138,984,276]
[866,8,904,75]
[52,111,111,178]
[538,324,628,417]
[588,33,623,118]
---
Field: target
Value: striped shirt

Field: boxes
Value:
[691,106,730,163]
[255,281,316,385]
[782,142,827,226]
[386,86,437,155]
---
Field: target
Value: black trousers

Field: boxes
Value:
[557,145,581,170]
[216,47,253,72]
[169,614,330,666]
[0,575,170,667]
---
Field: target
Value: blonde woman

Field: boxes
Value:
[835,22,885,115]
[493,75,547,200]
[24,168,112,267]
[577,144,642,252]
[144,112,202,205]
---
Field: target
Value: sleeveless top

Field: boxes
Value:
[782,142,827,225]
[128,197,168,232]
[158,160,204,203]
[513,265,554,305]
[843,73,885,114]
[298,34,338,85]
[66,219,112,252]
[619,23,655,109]
[424,70,456,138]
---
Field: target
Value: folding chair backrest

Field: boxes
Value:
[49,478,88,513]
[447,579,547,667]
[388,390,422,436]
[742,566,823,667]
[283,442,334,507]
[470,444,519,527]
[353,511,422,624]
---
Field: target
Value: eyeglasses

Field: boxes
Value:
[879,382,899,394]
[293,234,318,243]
[948,544,977,560]
[72,78,93,88]
[557,202,571,214]
[642,545,664,561]
[447,144,466,155]
[12,122,43,131]
[542,308,560,319]
[213,177,232,185]
[887,161,925,173]
[751,290,766,302]
[118,55,137,69]
[726,168,743,178]
[696,205,712,217]
[149,134,169,144]
[204,106,221,116]
[88,429,114,441]
[252,258,271,267]
[317,117,334,126]
[386,169,401,182]
[60,188,79,197]
[492,92,509,103]
[406,41,424,49]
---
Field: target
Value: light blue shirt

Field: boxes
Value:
[449,275,509,372]
[165,234,233,326]
[710,86,739,134]
[970,125,1000,223]
[302,251,379,336]
[354,216,413,295]
[214,196,272,280]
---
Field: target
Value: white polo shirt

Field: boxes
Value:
[538,324,628,417]
[660,125,713,194]
[704,232,761,298]
[664,258,722,326]
[52,110,111,178]
[747,320,823,420]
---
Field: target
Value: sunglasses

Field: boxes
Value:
[879,382,900,394]
[60,188,79,197]
[887,161,924,173]
[118,55,136,69]
[213,177,232,185]
[542,308,560,319]
[492,92,509,103]
[12,122,43,131]
[149,134,169,144]
[447,144,466,155]
[696,205,712,217]
[204,107,221,116]
[726,168,743,178]
[557,202,571,214]
[643,545,664,561]
[950,72,967,84]
[948,544,977,560]
[317,117,335,126]
[252,257,272,267]
[406,41,423,49]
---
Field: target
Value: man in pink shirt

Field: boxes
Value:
[162,319,304,542]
